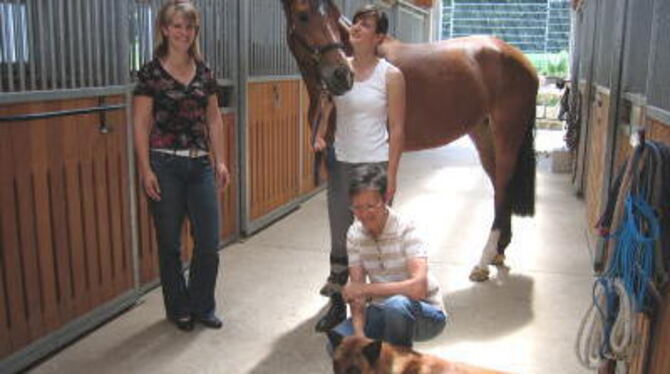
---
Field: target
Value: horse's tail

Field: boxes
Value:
[508,106,536,217]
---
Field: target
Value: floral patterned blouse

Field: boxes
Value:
[133,58,217,151]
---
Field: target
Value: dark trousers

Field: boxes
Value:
[149,152,221,319]
[326,150,388,285]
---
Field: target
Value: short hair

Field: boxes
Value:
[352,5,389,35]
[348,164,388,198]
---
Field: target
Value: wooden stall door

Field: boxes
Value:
[0,96,133,358]
[247,81,301,220]
[584,91,610,230]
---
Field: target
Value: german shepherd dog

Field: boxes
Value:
[329,333,508,374]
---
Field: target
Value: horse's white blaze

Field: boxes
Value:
[477,229,500,269]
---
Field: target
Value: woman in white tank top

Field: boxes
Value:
[314,5,406,333]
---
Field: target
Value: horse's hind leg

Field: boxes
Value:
[468,120,508,282]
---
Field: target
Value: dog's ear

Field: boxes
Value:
[362,340,383,366]
[327,330,344,349]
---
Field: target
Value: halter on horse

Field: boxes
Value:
[282,0,539,282]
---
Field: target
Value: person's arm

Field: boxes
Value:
[345,264,368,337]
[385,65,406,202]
[206,95,230,188]
[133,95,161,201]
[312,92,333,152]
[346,257,428,302]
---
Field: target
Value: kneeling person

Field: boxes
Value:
[332,164,446,347]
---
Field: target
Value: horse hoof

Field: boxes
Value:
[469,267,489,282]
[490,254,506,266]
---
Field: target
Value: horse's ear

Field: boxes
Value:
[362,340,383,366]
[327,330,344,349]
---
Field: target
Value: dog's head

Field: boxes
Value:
[329,331,384,374]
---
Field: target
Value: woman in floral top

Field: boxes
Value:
[133,0,229,332]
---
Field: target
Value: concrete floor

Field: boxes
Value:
[31,132,595,374]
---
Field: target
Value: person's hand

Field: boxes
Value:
[312,135,327,152]
[342,282,366,303]
[215,161,230,189]
[385,177,396,203]
[142,170,161,201]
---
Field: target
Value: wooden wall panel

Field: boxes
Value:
[648,290,670,374]
[584,91,610,231]
[647,118,670,144]
[220,112,238,239]
[0,96,133,358]
[248,81,301,220]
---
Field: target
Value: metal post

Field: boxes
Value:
[237,0,250,234]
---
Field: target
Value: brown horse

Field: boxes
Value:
[281,0,538,282]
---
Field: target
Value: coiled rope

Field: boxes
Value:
[575,194,660,369]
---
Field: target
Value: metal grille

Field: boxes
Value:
[648,0,670,111]
[129,0,237,82]
[1,0,128,92]
[248,0,297,77]
[621,0,653,95]
[594,0,614,86]
[578,0,596,81]
[340,0,373,19]
[394,2,429,43]
[547,0,570,52]
[451,1,548,52]
[441,0,570,53]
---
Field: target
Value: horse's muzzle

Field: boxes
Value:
[321,65,353,96]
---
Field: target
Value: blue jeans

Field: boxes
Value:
[149,152,220,320]
[332,295,447,347]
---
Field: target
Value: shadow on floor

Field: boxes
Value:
[247,303,333,374]
[428,268,535,346]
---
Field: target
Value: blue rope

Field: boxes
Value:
[604,194,660,312]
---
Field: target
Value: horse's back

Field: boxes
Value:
[380,36,537,151]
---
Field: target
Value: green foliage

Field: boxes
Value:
[527,51,569,78]
[537,92,560,106]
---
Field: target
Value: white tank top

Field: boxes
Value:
[333,58,393,163]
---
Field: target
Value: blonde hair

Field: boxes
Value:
[154,0,202,60]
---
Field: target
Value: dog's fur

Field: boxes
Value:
[329,333,508,374]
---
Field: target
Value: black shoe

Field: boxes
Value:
[170,316,194,332]
[315,295,346,333]
[194,314,223,329]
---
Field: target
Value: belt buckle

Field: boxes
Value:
[189,148,197,158]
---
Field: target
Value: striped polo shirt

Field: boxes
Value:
[346,208,444,310]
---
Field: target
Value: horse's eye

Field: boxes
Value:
[297,12,309,23]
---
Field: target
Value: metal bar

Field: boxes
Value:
[94,0,102,87]
[68,0,76,88]
[77,0,84,87]
[58,0,66,89]
[0,104,126,123]
[14,0,25,91]
[5,2,15,91]
[238,0,250,233]
[101,0,109,86]
[85,0,93,87]
[0,291,141,374]
[111,0,118,85]
[47,0,57,89]
[0,3,5,92]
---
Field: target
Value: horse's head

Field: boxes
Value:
[282,0,353,96]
